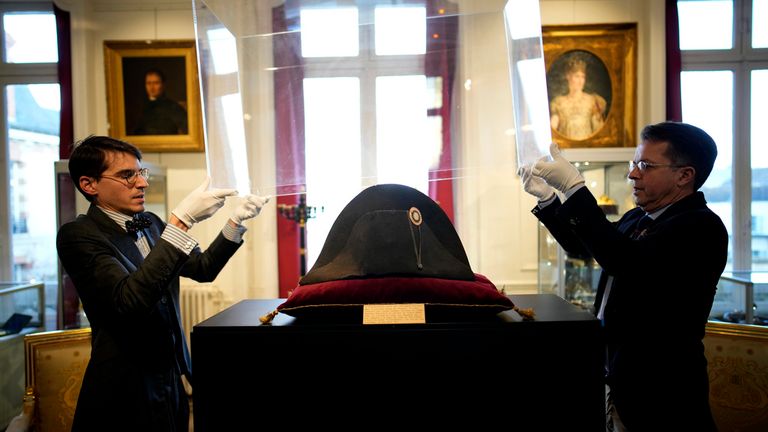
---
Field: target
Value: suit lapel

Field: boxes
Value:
[87,205,145,269]
[143,216,163,248]
[594,193,707,316]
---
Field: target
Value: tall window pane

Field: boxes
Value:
[304,77,361,268]
[755,0,768,48]
[6,84,60,320]
[374,7,426,56]
[376,75,430,193]
[3,12,58,63]
[752,70,768,269]
[678,1,733,50]
[681,70,733,267]
[300,8,359,58]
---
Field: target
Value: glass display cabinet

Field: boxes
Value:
[0,282,44,428]
[0,282,44,331]
[538,147,636,312]
[709,271,768,326]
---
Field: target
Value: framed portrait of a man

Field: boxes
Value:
[542,23,637,148]
[104,40,204,152]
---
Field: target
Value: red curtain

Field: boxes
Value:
[425,1,458,222]
[54,3,78,329]
[665,0,683,121]
[273,2,306,297]
[55,3,74,158]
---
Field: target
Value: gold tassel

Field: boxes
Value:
[259,309,279,324]
[513,306,535,321]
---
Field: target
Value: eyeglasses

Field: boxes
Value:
[629,160,684,172]
[101,168,149,187]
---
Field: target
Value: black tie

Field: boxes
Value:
[125,213,151,235]
[630,215,652,239]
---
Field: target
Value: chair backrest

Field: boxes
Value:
[704,322,768,432]
[24,328,91,432]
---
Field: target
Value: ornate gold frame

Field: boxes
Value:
[542,23,637,148]
[103,40,204,152]
[704,321,768,430]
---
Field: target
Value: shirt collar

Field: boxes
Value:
[646,203,671,220]
[96,206,133,233]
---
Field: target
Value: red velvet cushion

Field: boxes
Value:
[277,273,513,322]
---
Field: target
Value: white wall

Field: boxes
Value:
[59,0,667,299]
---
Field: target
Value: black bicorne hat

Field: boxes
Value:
[300,184,475,285]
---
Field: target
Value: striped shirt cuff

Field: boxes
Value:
[564,183,586,200]
[537,193,558,209]
[162,224,198,255]
[222,222,247,244]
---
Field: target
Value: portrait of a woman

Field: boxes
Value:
[547,50,612,141]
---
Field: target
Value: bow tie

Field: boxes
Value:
[125,214,151,234]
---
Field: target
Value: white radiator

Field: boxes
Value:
[179,285,223,348]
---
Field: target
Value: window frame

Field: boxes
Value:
[300,5,427,181]
[0,1,58,280]
[299,2,432,268]
[680,0,768,270]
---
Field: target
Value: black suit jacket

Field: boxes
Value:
[534,187,727,430]
[57,204,241,430]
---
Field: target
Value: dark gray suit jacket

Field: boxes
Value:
[57,204,241,430]
[533,188,727,430]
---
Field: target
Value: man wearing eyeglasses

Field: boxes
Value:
[57,135,269,432]
[519,122,726,431]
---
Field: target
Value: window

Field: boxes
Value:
[300,4,443,268]
[3,11,58,63]
[0,3,59,325]
[679,0,768,271]
[678,1,733,50]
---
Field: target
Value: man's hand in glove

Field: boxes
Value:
[171,177,237,230]
[532,143,585,194]
[518,166,556,202]
[230,194,271,226]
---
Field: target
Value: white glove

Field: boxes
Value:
[518,166,556,202]
[231,194,271,225]
[172,177,237,228]
[531,143,585,194]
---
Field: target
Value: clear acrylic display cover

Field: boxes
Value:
[192,0,550,196]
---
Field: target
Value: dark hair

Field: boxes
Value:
[68,135,142,202]
[640,121,717,190]
[144,68,166,83]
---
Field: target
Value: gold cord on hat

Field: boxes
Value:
[408,207,423,270]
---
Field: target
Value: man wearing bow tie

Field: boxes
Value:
[56,135,269,431]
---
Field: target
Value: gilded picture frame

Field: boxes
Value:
[543,23,637,148]
[104,40,204,152]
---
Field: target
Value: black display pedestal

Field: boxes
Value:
[192,294,603,429]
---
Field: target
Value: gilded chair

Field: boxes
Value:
[705,322,768,432]
[8,328,91,432]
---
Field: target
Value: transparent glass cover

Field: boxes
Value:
[192,0,549,196]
